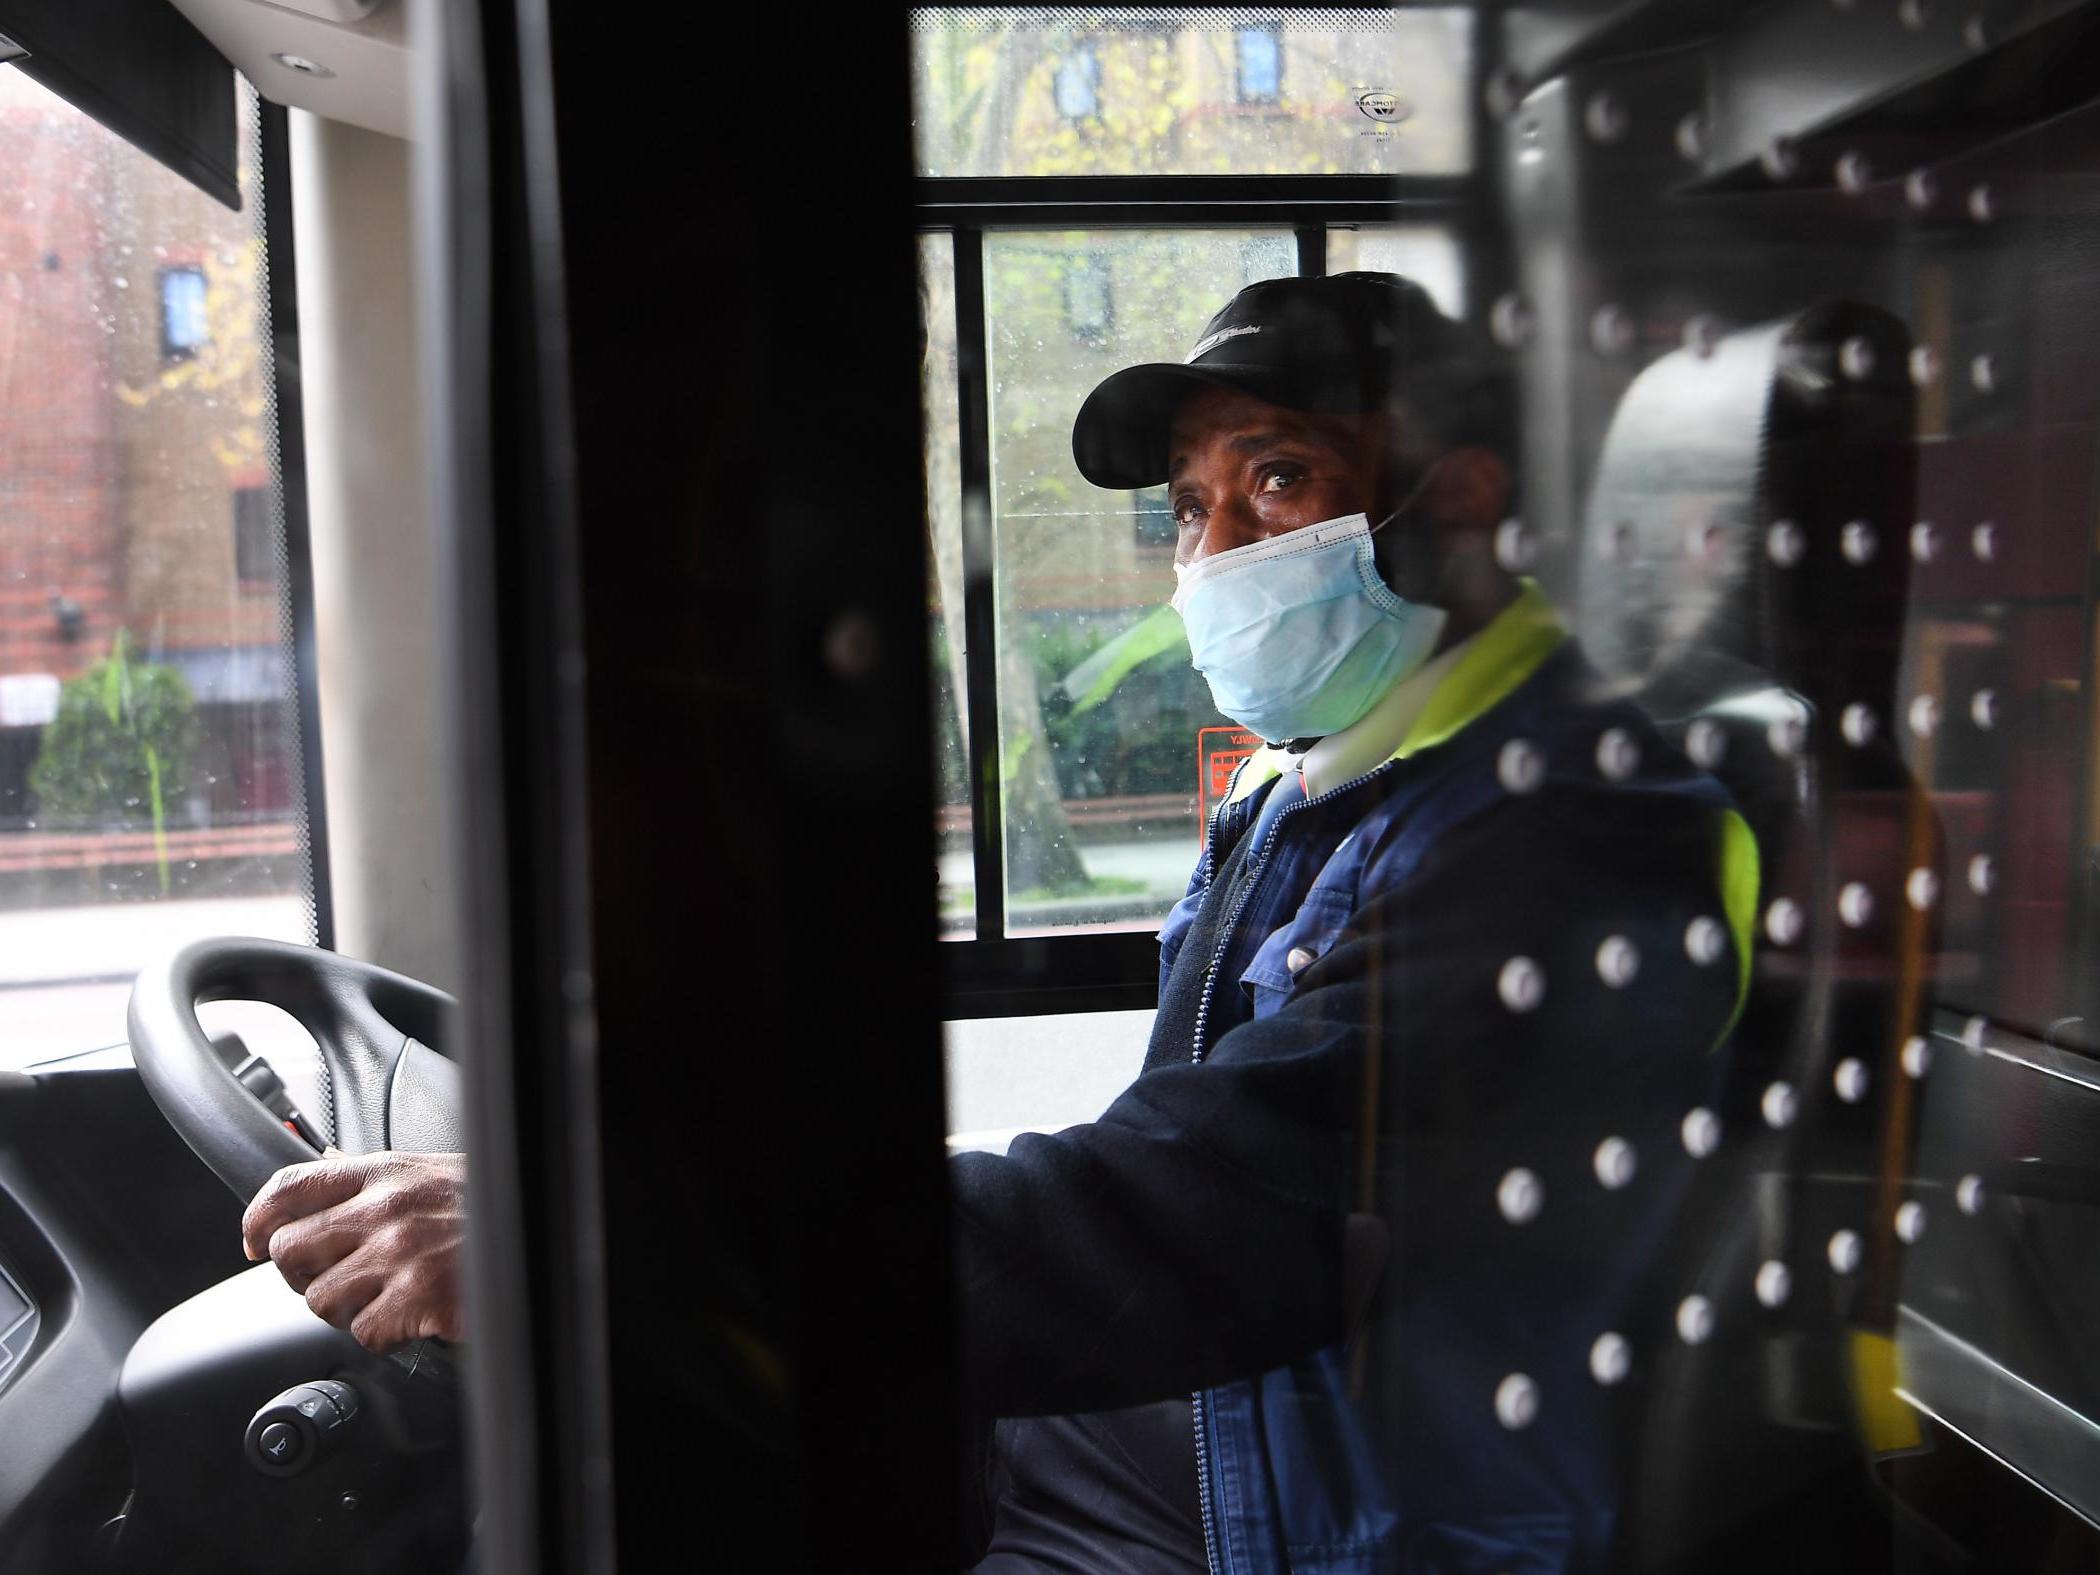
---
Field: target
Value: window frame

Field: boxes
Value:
[254,98,335,950]
[921,181,1502,1016]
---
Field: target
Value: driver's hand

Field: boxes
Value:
[242,1149,467,1354]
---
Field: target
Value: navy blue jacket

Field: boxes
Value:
[953,591,1753,1572]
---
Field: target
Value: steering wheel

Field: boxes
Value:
[129,937,464,1203]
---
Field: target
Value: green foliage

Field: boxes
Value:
[931,610,1217,807]
[1032,613,1216,801]
[29,634,200,838]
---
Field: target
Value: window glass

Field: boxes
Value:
[920,231,975,936]
[0,74,315,1068]
[982,228,1293,935]
[1326,222,1466,316]
[928,10,2100,1566]
[911,7,1473,178]
[945,1009,1152,1154]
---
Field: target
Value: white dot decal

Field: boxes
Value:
[1686,718,1727,769]
[1908,695,1940,738]
[1841,704,1879,747]
[1766,521,1805,567]
[1968,854,1995,895]
[1497,1167,1543,1225]
[1760,139,1798,182]
[1834,1058,1869,1103]
[1971,353,1997,394]
[1596,728,1639,782]
[1594,1137,1638,1190]
[1596,936,1640,988]
[1828,1230,1863,1274]
[1762,1082,1799,1130]
[1590,304,1634,355]
[1768,712,1808,758]
[1839,883,1875,928]
[1495,1373,1539,1430]
[1755,1260,1792,1309]
[1495,518,1537,572]
[1841,521,1878,565]
[1838,335,1876,379]
[1909,521,1938,561]
[1674,112,1707,163]
[1904,168,1937,211]
[1962,1016,1989,1055]
[1970,690,1998,730]
[1968,182,1994,223]
[1906,867,1941,911]
[1972,522,1998,563]
[1956,1174,1985,1215]
[1497,739,1545,795]
[1685,916,1726,966]
[1896,1201,1927,1244]
[1902,1036,1932,1079]
[1765,898,1803,946]
[1491,294,1534,349]
[1681,1107,1722,1159]
[1676,1295,1714,1345]
[1590,1332,1632,1385]
[1498,956,1545,1014]
[1585,91,1629,144]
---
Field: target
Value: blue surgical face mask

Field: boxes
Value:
[1170,475,1448,746]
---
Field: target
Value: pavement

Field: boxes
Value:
[0,893,311,1070]
[937,834,1200,915]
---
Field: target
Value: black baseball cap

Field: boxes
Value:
[1071,272,1482,490]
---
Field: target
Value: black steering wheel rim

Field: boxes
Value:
[129,937,462,1203]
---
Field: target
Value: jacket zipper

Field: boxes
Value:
[1186,760,1401,1575]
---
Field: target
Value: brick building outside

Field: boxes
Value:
[0,69,300,904]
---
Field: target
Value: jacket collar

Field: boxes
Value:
[1227,580,1567,807]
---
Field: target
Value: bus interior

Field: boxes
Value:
[0,1,2098,1570]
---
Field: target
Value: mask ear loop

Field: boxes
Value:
[1365,453,1446,537]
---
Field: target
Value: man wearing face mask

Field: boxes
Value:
[951,273,1757,1573]
[239,273,1754,1573]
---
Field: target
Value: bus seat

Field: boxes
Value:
[1574,301,1925,1568]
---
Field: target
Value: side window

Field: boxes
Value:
[913,6,1475,1135]
[0,73,318,1067]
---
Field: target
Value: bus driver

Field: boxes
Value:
[242,273,1754,1574]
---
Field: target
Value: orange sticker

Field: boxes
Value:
[1197,725,1263,846]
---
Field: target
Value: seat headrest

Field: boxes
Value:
[1575,301,1917,717]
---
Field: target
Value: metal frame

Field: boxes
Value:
[256,99,335,953]
[923,172,1487,1016]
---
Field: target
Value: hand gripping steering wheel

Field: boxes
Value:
[129,937,464,1203]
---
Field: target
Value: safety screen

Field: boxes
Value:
[932,4,2100,1572]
